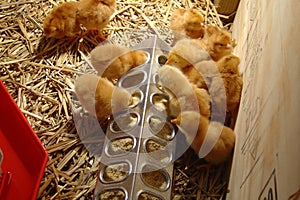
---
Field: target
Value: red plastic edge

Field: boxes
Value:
[0,80,48,200]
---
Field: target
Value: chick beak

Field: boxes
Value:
[171,118,178,125]
[225,43,232,49]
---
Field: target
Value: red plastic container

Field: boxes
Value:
[0,80,48,200]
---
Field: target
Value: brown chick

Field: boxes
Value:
[216,53,241,74]
[166,39,210,69]
[192,59,220,89]
[169,85,211,119]
[193,85,211,119]
[157,65,210,118]
[76,0,115,32]
[157,65,196,98]
[44,0,115,39]
[195,25,235,61]
[91,44,148,83]
[215,54,242,113]
[172,111,235,165]
[170,9,204,44]
[222,74,243,113]
[75,74,132,124]
[166,39,211,88]
[43,2,78,38]
[204,120,236,165]
[209,74,243,125]
[204,54,242,127]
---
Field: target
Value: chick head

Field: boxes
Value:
[184,9,204,38]
[166,53,191,69]
[217,54,241,74]
[44,17,65,39]
[166,39,210,69]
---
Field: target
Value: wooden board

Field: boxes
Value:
[228,0,300,199]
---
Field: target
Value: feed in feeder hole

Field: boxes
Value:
[141,165,169,190]
[102,163,130,182]
[148,116,174,140]
[98,189,126,200]
[110,113,138,132]
[138,191,163,200]
[108,137,134,155]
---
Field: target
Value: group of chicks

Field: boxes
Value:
[44,1,242,165]
[166,9,242,164]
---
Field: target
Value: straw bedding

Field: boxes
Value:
[0,0,234,199]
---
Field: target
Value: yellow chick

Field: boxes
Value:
[74,74,132,124]
[165,39,211,88]
[44,0,115,39]
[158,65,210,119]
[216,53,241,74]
[157,65,196,98]
[91,44,148,84]
[192,59,220,89]
[172,111,235,165]
[209,54,243,126]
[169,85,211,119]
[170,9,205,44]
[166,39,210,69]
[193,85,211,119]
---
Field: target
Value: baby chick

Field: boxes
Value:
[193,86,211,119]
[172,111,235,165]
[209,75,243,127]
[166,39,211,88]
[158,65,210,118]
[192,59,220,89]
[43,2,78,38]
[195,25,235,61]
[76,0,115,32]
[170,9,205,44]
[91,44,148,83]
[169,85,211,119]
[44,0,115,39]
[211,54,243,122]
[216,53,241,74]
[75,74,132,124]
[157,65,196,98]
[166,39,210,69]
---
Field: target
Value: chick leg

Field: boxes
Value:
[82,30,106,43]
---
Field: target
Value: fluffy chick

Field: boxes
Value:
[170,9,205,43]
[44,0,115,39]
[76,0,115,31]
[193,85,211,119]
[209,73,243,126]
[216,53,241,74]
[169,85,211,119]
[192,59,220,89]
[172,111,235,165]
[43,2,78,38]
[157,65,196,98]
[91,44,147,83]
[166,39,210,69]
[221,74,243,114]
[195,25,235,61]
[75,74,132,124]
[213,54,242,113]
[157,65,210,118]
[166,39,211,88]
